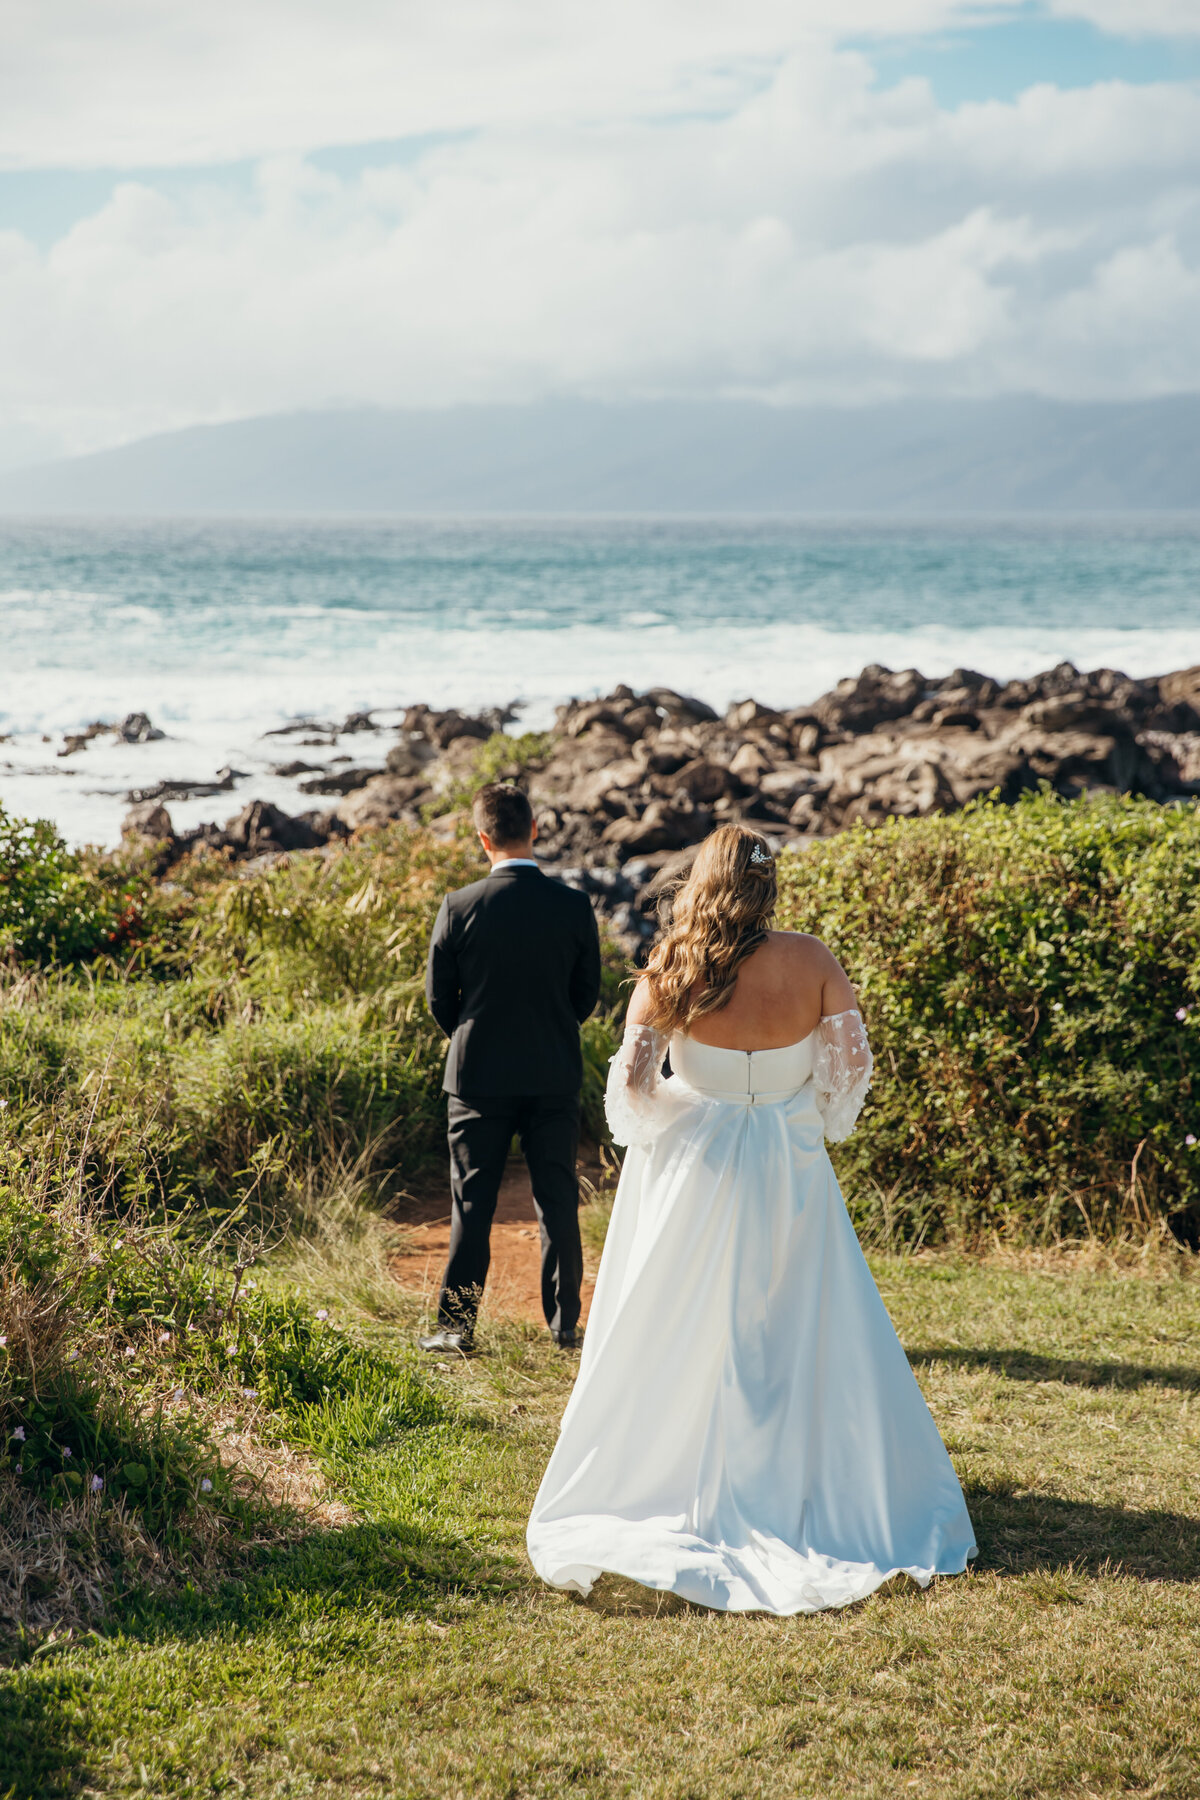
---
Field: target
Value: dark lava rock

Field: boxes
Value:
[224,800,327,854]
[643,688,720,725]
[58,721,111,757]
[116,712,165,744]
[297,766,384,796]
[122,800,175,841]
[126,767,245,804]
[385,739,438,777]
[264,718,336,739]
[337,773,434,832]
[296,810,351,841]
[814,665,926,734]
[403,704,495,749]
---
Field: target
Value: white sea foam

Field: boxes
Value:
[5,513,1200,845]
[5,618,1200,848]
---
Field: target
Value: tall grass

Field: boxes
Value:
[0,830,486,1220]
[8,791,1200,1273]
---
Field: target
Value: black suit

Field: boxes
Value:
[425,863,602,1336]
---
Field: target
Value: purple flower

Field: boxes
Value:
[1187,1135,1197,1148]
[1178,1007,1190,1022]
[0,1334,7,1349]
[124,1346,136,1359]
[14,1462,21,1474]
[91,1474,104,1493]
[316,1309,329,1321]
[10,1426,25,1442]
[62,1446,72,1459]
[200,1477,213,1493]
[241,1387,258,1399]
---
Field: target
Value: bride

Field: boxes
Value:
[527,824,976,1614]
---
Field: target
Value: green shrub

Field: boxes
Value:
[0,805,156,964]
[0,830,479,1219]
[777,790,1200,1246]
[581,1012,622,1142]
[0,823,624,1236]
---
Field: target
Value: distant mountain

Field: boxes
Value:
[1,396,1198,514]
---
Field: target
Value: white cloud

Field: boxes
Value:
[1034,235,1200,389]
[1,12,1199,451]
[1050,0,1200,36]
[1,0,992,171]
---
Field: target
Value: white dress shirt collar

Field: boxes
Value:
[489,857,539,873]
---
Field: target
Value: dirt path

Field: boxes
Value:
[389,1156,602,1328]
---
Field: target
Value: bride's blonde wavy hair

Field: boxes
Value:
[639,824,778,1036]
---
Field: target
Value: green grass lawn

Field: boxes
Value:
[3,1248,1198,1799]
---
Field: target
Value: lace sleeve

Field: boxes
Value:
[812,1008,873,1143]
[604,1023,671,1150]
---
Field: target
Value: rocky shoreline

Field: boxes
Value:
[116,659,1200,948]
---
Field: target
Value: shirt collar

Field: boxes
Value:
[488,858,539,873]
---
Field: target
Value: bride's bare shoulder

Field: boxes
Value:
[765,930,856,1011]
[765,929,837,968]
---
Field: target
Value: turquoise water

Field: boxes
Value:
[3,515,1200,843]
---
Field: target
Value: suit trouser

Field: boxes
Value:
[438,1091,583,1336]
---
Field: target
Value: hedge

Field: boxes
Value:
[776,790,1200,1246]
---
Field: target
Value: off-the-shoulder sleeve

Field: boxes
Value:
[812,1008,873,1142]
[604,1023,673,1150]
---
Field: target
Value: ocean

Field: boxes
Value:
[3,514,1200,847]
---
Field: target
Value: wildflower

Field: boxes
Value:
[124,1346,136,1359]
[316,1309,329,1321]
[241,1387,258,1399]
[1178,1007,1190,1022]
[66,1350,79,1362]
[0,1335,6,1349]
[62,1446,72,1459]
[91,1474,104,1493]
[157,1330,171,1344]
[112,1239,123,1250]
[1187,1135,1197,1148]
[170,1388,185,1402]
[11,1426,25,1442]
[200,1477,213,1493]
[14,1462,21,1474]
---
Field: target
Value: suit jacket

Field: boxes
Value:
[425,864,602,1097]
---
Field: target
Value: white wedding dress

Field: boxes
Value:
[526,1011,976,1614]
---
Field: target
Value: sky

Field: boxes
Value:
[2,0,1200,467]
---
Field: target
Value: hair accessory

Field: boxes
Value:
[749,842,773,865]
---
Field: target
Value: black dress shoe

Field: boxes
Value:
[418,1328,473,1355]
[553,1329,579,1350]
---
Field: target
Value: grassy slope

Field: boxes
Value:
[2,1252,1197,1800]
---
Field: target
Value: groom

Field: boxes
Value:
[421,783,602,1353]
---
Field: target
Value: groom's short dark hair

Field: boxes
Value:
[473,783,534,848]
